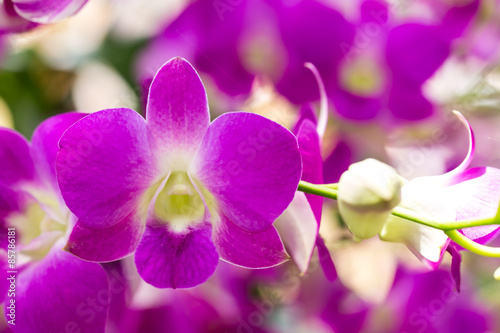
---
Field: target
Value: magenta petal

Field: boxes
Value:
[332,90,381,121]
[292,104,317,135]
[31,112,87,189]
[323,139,352,183]
[134,221,218,289]
[386,24,449,85]
[360,0,388,24]
[56,108,159,228]
[447,244,462,292]
[12,0,88,24]
[297,119,323,223]
[276,0,355,104]
[440,0,479,40]
[13,242,109,333]
[65,211,145,262]
[0,128,34,187]
[0,183,20,216]
[387,81,434,120]
[146,57,210,162]
[0,4,36,33]
[316,236,337,281]
[0,250,10,301]
[190,112,302,232]
[213,211,288,268]
[0,184,21,249]
[449,167,500,244]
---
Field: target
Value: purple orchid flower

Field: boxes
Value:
[372,267,493,333]
[289,259,369,333]
[106,259,277,333]
[273,0,356,105]
[135,0,259,102]
[0,113,111,333]
[56,57,302,289]
[138,0,477,123]
[380,112,500,287]
[0,0,88,33]
[136,0,355,105]
[333,0,480,121]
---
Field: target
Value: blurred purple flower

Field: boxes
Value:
[0,0,88,33]
[372,267,493,333]
[0,113,110,333]
[137,0,355,106]
[56,57,302,289]
[333,0,480,121]
[138,0,478,122]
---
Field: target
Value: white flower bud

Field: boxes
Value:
[338,158,403,241]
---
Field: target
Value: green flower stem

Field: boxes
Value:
[390,208,498,231]
[297,181,338,200]
[445,229,500,257]
[297,181,500,231]
[297,180,500,258]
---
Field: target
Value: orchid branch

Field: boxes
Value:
[298,180,500,232]
[445,229,500,257]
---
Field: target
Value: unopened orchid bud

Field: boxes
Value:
[338,158,403,241]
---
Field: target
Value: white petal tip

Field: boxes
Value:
[303,63,328,138]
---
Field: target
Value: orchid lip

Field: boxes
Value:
[148,171,209,233]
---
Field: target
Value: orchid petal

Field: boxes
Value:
[401,110,474,187]
[190,112,301,232]
[146,57,210,167]
[445,167,500,244]
[442,111,474,179]
[323,140,352,183]
[0,249,10,300]
[333,90,381,121]
[304,63,327,138]
[31,112,87,190]
[360,0,388,24]
[0,128,34,187]
[386,24,449,85]
[316,236,337,281]
[389,268,491,332]
[274,192,317,273]
[381,217,450,268]
[387,80,433,120]
[12,241,109,333]
[276,0,355,104]
[292,103,317,135]
[297,119,323,223]
[56,108,160,229]
[11,0,88,24]
[440,0,479,40]
[447,244,462,292]
[213,210,288,269]
[65,211,146,262]
[0,4,36,33]
[380,180,454,267]
[0,183,20,217]
[134,221,218,289]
